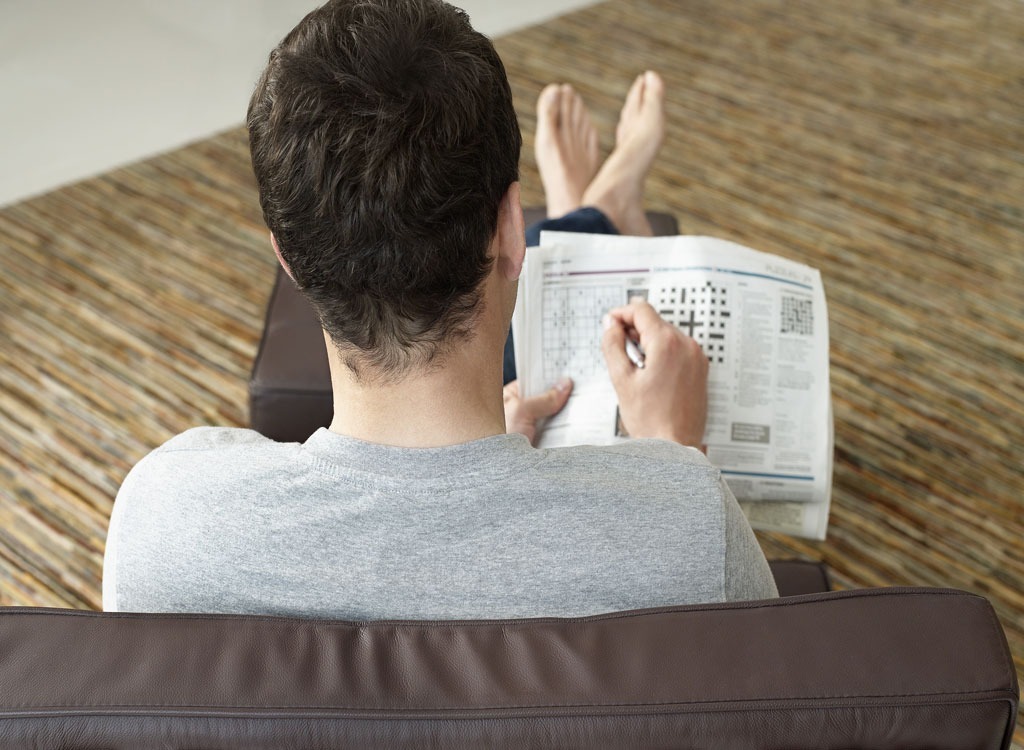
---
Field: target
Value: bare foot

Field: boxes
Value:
[582,71,666,236]
[535,83,601,219]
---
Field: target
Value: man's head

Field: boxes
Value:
[248,0,522,381]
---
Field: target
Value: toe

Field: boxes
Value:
[641,71,665,108]
[538,83,561,123]
[570,88,585,129]
[559,84,574,130]
[624,73,645,114]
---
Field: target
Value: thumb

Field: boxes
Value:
[522,377,573,419]
[601,314,632,383]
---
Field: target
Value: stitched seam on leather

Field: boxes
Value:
[250,270,285,375]
[0,588,982,626]
[1,691,1017,713]
[979,595,1016,692]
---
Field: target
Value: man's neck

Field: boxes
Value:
[321,218,522,449]
[325,335,507,448]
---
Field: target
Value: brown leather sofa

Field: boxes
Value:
[0,571,1017,749]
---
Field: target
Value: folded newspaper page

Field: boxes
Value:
[512,231,833,539]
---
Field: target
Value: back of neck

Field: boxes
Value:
[326,338,506,448]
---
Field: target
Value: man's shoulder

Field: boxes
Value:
[122,427,301,493]
[155,426,279,454]
[537,439,723,491]
[547,439,715,472]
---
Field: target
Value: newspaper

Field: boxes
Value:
[512,231,833,540]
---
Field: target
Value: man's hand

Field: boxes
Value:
[601,298,708,448]
[503,378,573,446]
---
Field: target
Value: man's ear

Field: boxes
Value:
[270,233,297,283]
[496,182,526,281]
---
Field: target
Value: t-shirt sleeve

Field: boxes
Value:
[102,458,142,612]
[102,444,167,612]
[719,476,779,601]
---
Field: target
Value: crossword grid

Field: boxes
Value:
[654,280,730,364]
[781,295,813,335]
[543,284,620,382]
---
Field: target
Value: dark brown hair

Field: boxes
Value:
[248,0,521,381]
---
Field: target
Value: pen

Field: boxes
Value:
[625,337,646,369]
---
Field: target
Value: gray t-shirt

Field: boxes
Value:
[103,427,777,618]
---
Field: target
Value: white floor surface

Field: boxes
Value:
[0,0,598,208]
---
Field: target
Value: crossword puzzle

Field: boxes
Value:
[542,284,621,382]
[780,295,813,336]
[652,280,731,364]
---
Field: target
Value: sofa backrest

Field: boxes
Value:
[0,588,1016,749]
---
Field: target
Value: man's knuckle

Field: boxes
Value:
[663,332,681,354]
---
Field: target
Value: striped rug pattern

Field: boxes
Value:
[1,0,1021,740]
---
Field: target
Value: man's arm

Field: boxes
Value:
[602,299,776,598]
[101,464,138,612]
[720,476,779,600]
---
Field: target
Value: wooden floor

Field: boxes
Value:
[1,0,1021,742]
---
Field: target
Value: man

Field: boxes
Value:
[103,0,777,618]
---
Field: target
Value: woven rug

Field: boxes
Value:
[1,0,1021,740]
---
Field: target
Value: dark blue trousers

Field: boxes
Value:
[503,207,619,384]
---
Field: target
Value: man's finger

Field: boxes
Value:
[503,381,519,402]
[601,314,635,384]
[522,377,573,419]
[606,299,664,339]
